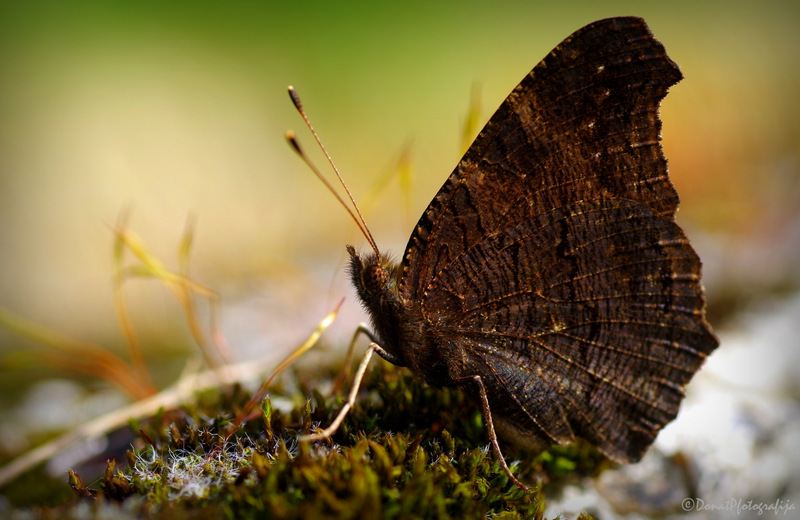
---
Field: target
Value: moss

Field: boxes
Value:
[45,361,606,519]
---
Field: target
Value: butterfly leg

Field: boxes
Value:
[330,323,381,395]
[471,374,528,491]
[299,341,390,442]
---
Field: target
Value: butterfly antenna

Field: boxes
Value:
[286,86,379,256]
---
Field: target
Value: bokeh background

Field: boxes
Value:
[1,0,799,513]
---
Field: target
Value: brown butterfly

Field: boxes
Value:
[289,16,718,490]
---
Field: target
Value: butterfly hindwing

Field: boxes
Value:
[425,199,716,461]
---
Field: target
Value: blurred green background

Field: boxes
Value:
[1,0,799,392]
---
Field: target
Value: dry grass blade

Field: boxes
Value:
[221,298,343,443]
[111,215,230,369]
[0,302,342,488]
[0,308,154,400]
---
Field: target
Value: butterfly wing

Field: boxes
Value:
[402,16,682,295]
[399,17,718,461]
[427,198,716,461]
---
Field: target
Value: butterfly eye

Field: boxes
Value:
[365,265,389,290]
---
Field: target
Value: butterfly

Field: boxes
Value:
[290,16,718,490]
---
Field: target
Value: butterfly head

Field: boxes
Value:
[345,244,397,296]
[346,244,408,362]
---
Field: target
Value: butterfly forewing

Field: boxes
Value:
[401,17,682,297]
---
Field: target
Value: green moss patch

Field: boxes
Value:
[58,362,606,519]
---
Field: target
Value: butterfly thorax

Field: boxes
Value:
[346,245,467,385]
